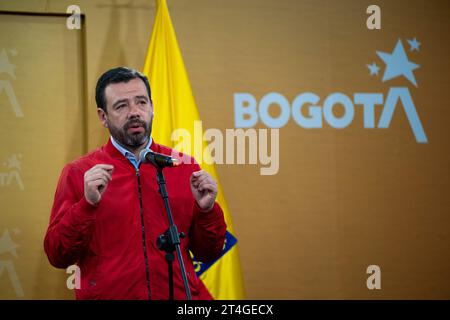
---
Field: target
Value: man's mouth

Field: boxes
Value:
[128,127,143,133]
[127,123,145,133]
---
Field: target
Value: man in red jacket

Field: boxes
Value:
[44,67,227,300]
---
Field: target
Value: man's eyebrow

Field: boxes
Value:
[135,95,149,101]
[112,99,128,108]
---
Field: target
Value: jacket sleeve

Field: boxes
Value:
[188,165,227,263]
[44,164,98,268]
[189,202,227,263]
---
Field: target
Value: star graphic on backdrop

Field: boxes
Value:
[0,49,16,79]
[367,62,380,76]
[407,38,421,51]
[376,39,420,87]
[4,154,21,170]
[0,229,20,258]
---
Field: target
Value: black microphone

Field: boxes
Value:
[140,149,180,168]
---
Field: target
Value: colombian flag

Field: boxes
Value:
[142,0,245,299]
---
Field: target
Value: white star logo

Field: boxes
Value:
[4,154,21,170]
[407,38,421,52]
[367,62,380,76]
[376,39,420,87]
[0,49,16,79]
[0,229,20,258]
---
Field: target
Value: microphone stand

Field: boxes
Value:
[154,166,192,300]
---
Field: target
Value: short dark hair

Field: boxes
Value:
[95,67,152,111]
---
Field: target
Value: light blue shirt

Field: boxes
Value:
[110,136,153,170]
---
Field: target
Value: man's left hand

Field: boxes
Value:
[190,170,217,212]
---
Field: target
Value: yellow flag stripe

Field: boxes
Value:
[142,0,245,299]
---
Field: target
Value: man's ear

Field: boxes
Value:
[97,108,108,128]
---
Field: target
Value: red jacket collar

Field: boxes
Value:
[104,138,161,160]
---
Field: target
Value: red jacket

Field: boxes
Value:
[44,139,227,300]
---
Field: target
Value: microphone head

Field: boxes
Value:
[171,158,180,166]
[139,148,150,162]
[139,148,180,168]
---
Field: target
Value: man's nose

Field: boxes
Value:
[128,102,141,117]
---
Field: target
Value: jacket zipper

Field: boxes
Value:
[136,168,152,300]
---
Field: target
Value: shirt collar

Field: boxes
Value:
[110,136,153,160]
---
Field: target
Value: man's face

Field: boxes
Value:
[98,78,153,151]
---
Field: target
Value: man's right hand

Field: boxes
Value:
[84,164,114,206]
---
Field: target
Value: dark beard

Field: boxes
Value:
[108,118,152,150]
